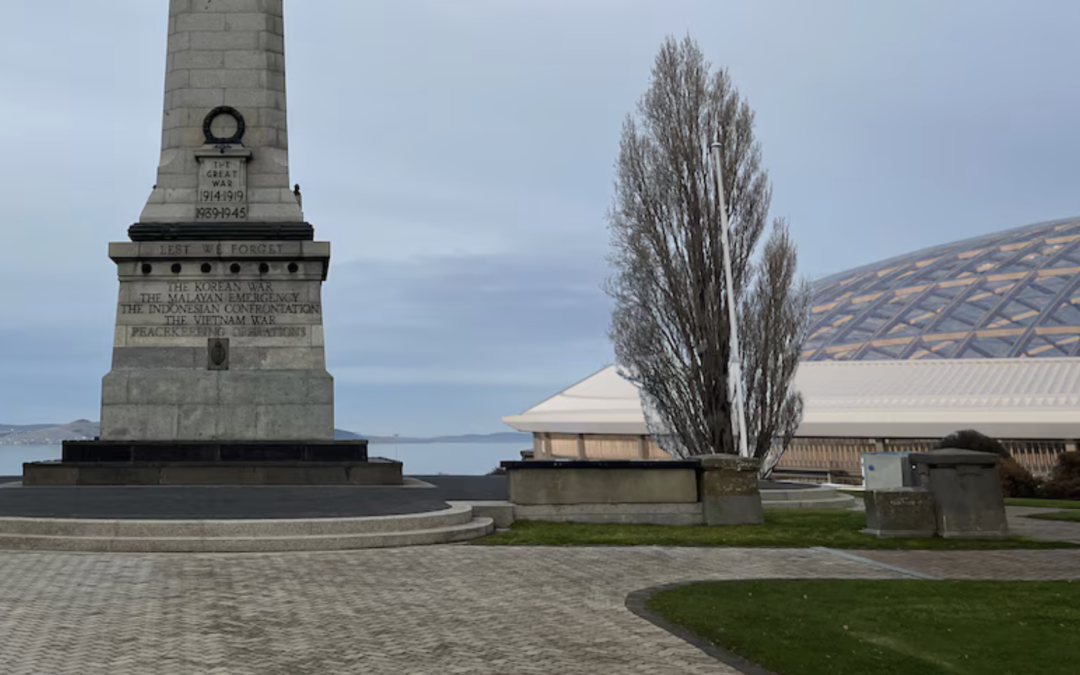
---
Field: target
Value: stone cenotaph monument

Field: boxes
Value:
[25,0,399,486]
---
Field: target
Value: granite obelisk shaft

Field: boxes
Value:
[141,0,302,224]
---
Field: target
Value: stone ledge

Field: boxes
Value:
[110,239,330,260]
[0,504,473,538]
[61,440,368,463]
[0,518,495,553]
[24,459,402,487]
[128,222,315,241]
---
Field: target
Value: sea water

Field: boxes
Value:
[0,442,526,478]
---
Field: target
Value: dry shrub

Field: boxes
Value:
[1040,452,1080,500]
[936,429,1008,457]
[999,456,1041,499]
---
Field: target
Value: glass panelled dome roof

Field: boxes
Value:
[805,217,1080,361]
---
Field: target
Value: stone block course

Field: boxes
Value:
[197,0,265,12]
[100,372,129,405]
[259,32,285,54]
[190,68,261,89]
[164,70,190,92]
[128,370,218,405]
[216,405,258,438]
[173,50,225,70]
[170,87,226,109]
[177,405,219,440]
[167,32,190,53]
[176,12,226,32]
[188,31,261,53]
[225,12,274,32]
[224,49,271,70]
[255,404,334,440]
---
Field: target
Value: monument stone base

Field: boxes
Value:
[863,487,937,538]
[22,440,403,486]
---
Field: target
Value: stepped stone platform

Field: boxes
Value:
[0,476,500,552]
[0,474,852,551]
[24,441,396,487]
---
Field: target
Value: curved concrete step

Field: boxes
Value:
[762,485,845,501]
[763,494,856,510]
[0,517,495,552]
[0,503,473,538]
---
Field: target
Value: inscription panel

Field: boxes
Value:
[117,278,322,346]
[138,242,303,258]
[197,157,248,221]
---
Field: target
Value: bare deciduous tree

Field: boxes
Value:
[606,36,807,462]
[740,221,811,472]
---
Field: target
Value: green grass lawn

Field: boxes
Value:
[478,510,1074,549]
[647,580,1080,675]
[1028,510,1080,522]
[1005,497,1080,510]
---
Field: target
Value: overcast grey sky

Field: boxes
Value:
[2,1,1079,435]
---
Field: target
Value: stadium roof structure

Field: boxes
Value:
[506,217,1080,442]
[806,216,1080,361]
[505,359,1080,440]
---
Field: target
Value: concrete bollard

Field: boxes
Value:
[697,454,764,526]
[863,488,936,538]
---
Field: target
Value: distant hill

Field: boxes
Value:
[0,420,98,444]
[362,432,530,445]
[1,421,529,446]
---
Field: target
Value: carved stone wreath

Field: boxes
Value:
[203,106,247,145]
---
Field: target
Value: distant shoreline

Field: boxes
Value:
[1,424,530,447]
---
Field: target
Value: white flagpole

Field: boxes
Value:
[710,140,750,458]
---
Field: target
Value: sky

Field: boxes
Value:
[2,0,1079,435]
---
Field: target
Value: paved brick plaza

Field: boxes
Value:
[0,547,901,675]
[0,509,1076,674]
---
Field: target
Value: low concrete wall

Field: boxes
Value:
[501,458,768,525]
[502,460,699,505]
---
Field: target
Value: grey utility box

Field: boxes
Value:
[861,452,914,490]
[910,449,1009,539]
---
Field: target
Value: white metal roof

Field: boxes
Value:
[502,366,645,435]
[504,358,1080,440]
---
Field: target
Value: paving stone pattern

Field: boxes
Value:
[855,549,1080,580]
[1007,506,1080,545]
[0,547,900,674]
[853,508,1080,580]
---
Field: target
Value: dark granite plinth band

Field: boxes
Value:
[62,440,368,463]
[128,222,315,241]
[24,458,401,487]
